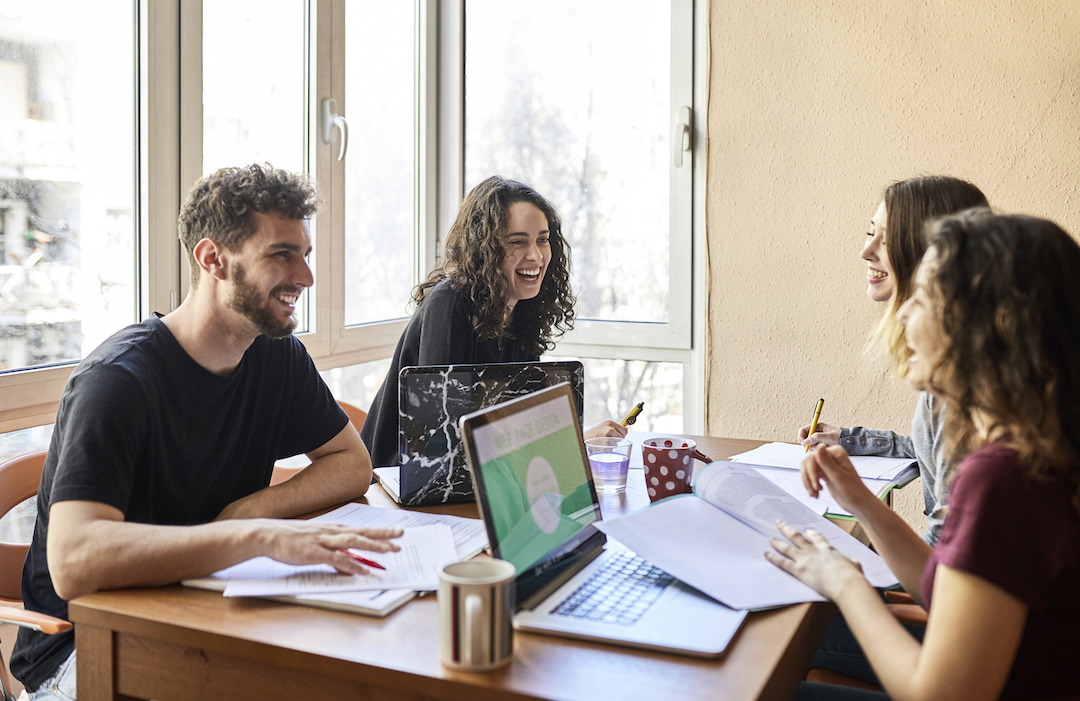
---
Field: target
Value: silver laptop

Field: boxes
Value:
[459,383,746,658]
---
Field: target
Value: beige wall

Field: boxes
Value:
[705,1,1080,526]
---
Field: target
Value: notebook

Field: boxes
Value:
[459,383,747,658]
[375,361,584,506]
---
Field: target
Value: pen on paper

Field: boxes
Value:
[620,402,645,427]
[805,398,825,453]
[338,549,386,571]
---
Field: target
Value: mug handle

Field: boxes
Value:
[692,448,714,464]
[464,593,488,667]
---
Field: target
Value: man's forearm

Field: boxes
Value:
[218,449,372,521]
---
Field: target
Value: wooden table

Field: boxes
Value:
[70,436,837,701]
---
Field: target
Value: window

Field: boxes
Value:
[0,2,138,372]
[0,0,707,435]
[462,0,699,430]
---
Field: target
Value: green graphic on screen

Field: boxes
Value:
[480,424,599,573]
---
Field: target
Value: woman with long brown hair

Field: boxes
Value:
[800,176,988,545]
[362,176,623,466]
[776,210,1080,700]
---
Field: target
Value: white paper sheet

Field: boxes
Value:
[595,463,897,610]
[221,524,456,597]
[751,467,893,518]
[729,442,915,480]
[315,502,488,559]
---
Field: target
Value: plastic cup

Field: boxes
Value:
[585,437,632,493]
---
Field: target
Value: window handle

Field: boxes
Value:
[673,106,692,168]
[320,98,349,161]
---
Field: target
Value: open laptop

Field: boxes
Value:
[459,383,746,657]
[374,361,584,506]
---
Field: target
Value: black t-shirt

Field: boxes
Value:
[12,315,347,690]
[360,280,533,467]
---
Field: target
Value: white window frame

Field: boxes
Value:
[0,0,708,436]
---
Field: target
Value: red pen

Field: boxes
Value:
[337,549,386,571]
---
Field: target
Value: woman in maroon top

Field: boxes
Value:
[768,210,1080,701]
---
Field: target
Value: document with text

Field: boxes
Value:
[221,524,456,597]
[595,462,898,610]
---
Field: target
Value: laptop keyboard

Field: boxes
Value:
[550,551,674,626]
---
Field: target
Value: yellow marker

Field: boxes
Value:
[620,402,645,427]
[805,398,824,452]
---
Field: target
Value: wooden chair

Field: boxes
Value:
[0,451,72,701]
[270,400,368,486]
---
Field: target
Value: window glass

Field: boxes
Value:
[319,357,393,418]
[202,0,309,330]
[0,1,137,371]
[202,0,305,175]
[342,2,416,326]
[465,1,671,323]
[549,356,684,433]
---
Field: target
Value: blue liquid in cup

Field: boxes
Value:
[588,452,630,493]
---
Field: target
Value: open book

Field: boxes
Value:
[595,462,898,610]
[729,442,919,519]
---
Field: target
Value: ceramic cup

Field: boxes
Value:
[438,559,516,672]
[641,437,707,502]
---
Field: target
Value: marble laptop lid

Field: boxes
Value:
[397,361,584,506]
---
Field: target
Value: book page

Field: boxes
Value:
[596,495,825,609]
[693,462,897,588]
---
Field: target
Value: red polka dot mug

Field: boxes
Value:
[641,438,709,502]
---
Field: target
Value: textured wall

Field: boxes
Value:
[705,1,1080,528]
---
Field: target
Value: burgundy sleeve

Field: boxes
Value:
[932,446,1065,612]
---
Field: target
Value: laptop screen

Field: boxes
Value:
[463,384,601,574]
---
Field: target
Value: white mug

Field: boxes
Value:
[438,559,516,671]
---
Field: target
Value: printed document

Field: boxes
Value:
[596,462,898,610]
[221,524,456,597]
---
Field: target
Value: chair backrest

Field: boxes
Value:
[336,400,368,433]
[0,451,46,603]
[269,401,368,487]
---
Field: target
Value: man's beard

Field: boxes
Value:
[230,263,298,340]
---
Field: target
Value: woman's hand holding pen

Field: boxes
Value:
[798,421,840,450]
[800,445,876,517]
[584,421,628,440]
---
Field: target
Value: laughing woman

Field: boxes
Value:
[361,176,624,467]
[773,210,1080,701]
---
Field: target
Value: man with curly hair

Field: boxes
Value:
[12,164,401,700]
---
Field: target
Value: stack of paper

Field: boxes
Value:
[728,442,917,517]
[182,503,488,616]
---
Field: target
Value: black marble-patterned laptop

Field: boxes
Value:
[390,361,584,506]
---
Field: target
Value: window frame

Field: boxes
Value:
[0,0,708,436]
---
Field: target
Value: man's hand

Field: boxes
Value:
[255,520,403,575]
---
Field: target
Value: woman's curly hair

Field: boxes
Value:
[414,176,575,356]
[924,209,1080,514]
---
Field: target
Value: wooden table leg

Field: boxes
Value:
[77,624,137,701]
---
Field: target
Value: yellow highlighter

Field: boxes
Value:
[620,402,645,427]
[806,398,824,452]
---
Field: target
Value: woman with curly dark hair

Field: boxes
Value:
[361,176,624,467]
[773,209,1080,701]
